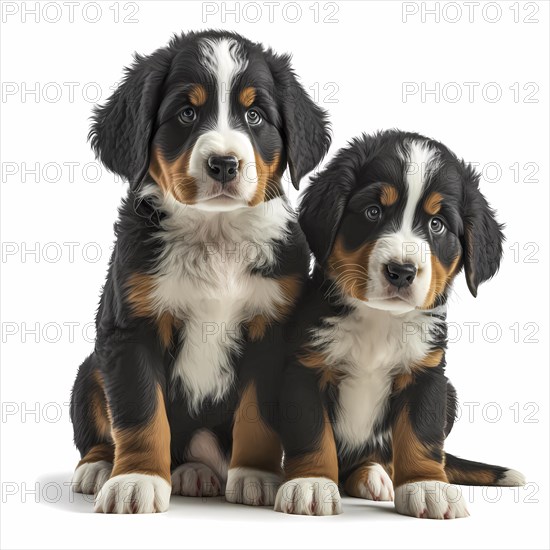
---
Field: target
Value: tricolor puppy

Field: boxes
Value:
[274,130,525,517]
[70,30,330,513]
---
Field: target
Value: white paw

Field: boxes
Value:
[354,464,394,501]
[395,481,469,519]
[94,473,171,514]
[225,467,281,506]
[171,463,222,497]
[275,477,342,516]
[72,461,112,494]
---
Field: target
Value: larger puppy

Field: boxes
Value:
[274,130,525,517]
[70,30,330,513]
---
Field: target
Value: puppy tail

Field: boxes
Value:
[444,452,526,486]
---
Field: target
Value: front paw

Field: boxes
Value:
[395,481,469,519]
[94,473,171,514]
[171,463,222,497]
[225,467,281,506]
[274,477,342,516]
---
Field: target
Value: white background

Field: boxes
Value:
[1,1,548,549]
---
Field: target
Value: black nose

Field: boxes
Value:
[206,155,238,184]
[384,262,417,288]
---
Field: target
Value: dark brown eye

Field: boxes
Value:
[430,217,445,234]
[246,109,262,126]
[366,205,381,221]
[179,107,196,124]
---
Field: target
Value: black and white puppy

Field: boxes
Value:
[273,130,525,517]
[70,30,330,513]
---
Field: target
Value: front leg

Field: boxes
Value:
[274,363,341,516]
[226,324,285,507]
[226,381,283,506]
[391,365,468,519]
[94,331,171,514]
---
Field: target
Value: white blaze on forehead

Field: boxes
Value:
[190,37,258,205]
[366,140,440,310]
[200,37,248,131]
[377,140,440,267]
[401,140,440,235]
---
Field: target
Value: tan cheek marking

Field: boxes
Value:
[189,84,207,106]
[149,147,197,205]
[392,407,447,487]
[111,385,171,483]
[422,254,461,309]
[248,151,283,206]
[126,273,179,349]
[424,191,443,215]
[229,382,282,474]
[328,235,375,300]
[284,410,339,483]
[380,184,399,206]
[239,86,256,108]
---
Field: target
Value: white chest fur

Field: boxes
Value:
[144,191,293,412]
[312,303,445,452]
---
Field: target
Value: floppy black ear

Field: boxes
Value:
[266,52,331,189]
[89,51,172,187]
[299,145,359,266]
[461,162,505,297]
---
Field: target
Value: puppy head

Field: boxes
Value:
[299,130,504,312]
[89,30,330,212]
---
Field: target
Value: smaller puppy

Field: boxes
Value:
[274,130,525,518]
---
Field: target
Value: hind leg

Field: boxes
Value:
[70,354,114,494]
[392,369,468,519]
[345,463,394,501]
[171,463,222,497]
[171,429,228,497]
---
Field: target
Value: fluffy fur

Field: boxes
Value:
[273,130,525,518]
[70,30,330,513]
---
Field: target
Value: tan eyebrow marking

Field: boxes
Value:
[189,84,207,106]
[380,184,398,206]
[424,191,443,215]
[239,86,256,108]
